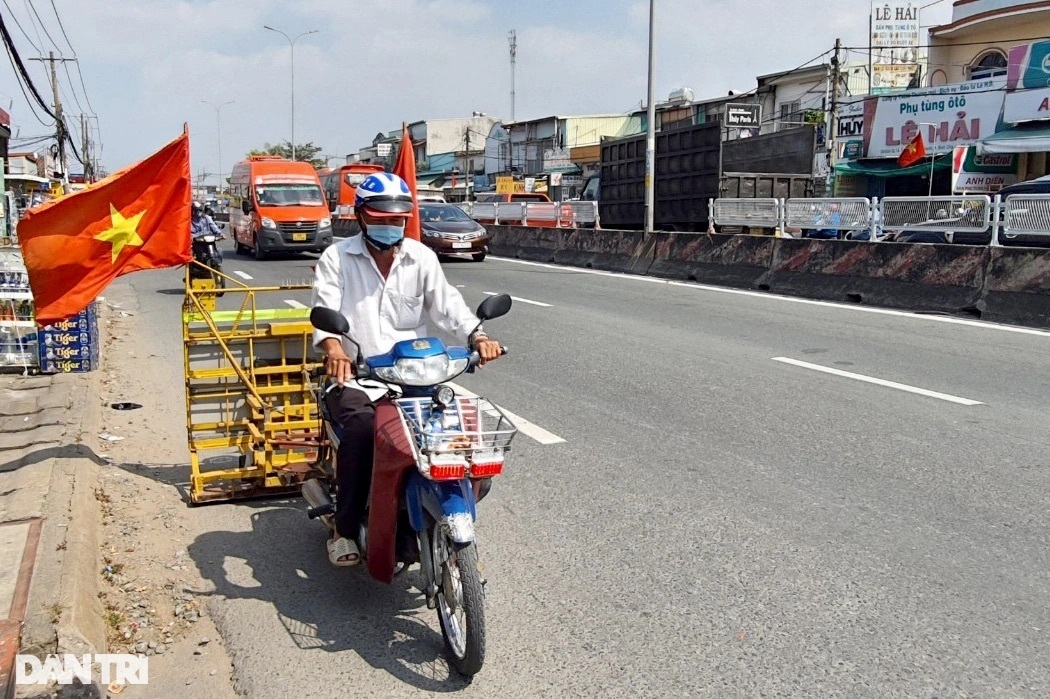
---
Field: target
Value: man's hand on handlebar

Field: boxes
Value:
[321,338,355,384]
[474,336,503,366]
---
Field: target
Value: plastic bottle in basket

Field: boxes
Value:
[423,410,444,451]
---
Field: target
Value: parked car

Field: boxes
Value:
[419,203,490,261]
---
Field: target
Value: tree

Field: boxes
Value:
[247,141,327,169]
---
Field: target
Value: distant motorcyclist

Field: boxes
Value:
[191,200,222,239]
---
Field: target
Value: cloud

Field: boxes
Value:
[4,0,953,178]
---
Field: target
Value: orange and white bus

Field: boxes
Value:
[320,163,385,236]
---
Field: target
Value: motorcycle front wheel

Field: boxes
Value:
[433,527,485,676]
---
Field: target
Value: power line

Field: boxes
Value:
[60,60,85,112]
[23,0,61,52]
[1,0,40,52]
[47,0,95,115]
[46,0,71,51]
[845,32,1050,51]
[0,12,57,120]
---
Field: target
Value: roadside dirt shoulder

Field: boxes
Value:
[89,280,239,698]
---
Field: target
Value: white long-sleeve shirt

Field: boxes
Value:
[311,234,481,363]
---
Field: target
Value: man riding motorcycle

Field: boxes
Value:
[191,200,222,239]
[310,172,503,566]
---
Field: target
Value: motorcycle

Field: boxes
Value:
[304,294,515,676]
[190,232,225,294]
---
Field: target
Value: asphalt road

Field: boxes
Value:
[124,238,1050,698]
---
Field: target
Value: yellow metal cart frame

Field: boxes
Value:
[182,266,324,504]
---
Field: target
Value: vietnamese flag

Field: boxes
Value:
[18,132,192,326]
[392,123,421,241]
[897,132,927,168]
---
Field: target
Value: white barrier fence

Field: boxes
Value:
[456,201,599,228]
[454,195,1050,244]
[710,194,1050,246]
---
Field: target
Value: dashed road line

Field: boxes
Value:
[772,357,984,406]
[483,291,552,308]
[448,382,566,445]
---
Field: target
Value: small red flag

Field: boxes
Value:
[392,124,421,242]
[897,132,927,168]
[18,132,192,325]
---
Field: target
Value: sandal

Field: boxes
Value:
[327,537,361,567]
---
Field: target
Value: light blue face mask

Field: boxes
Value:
[364,224,405,250]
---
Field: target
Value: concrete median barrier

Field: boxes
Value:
[487,225,559,263]
[767,239,989,314]
[648,233,776,289]
[981,247,1050,328]
[551,229,655,274]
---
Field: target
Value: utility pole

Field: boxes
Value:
[29,52,77,190]
[828,38,842,197]
[508,30,517,122]
[644,0,656,232]
[464,128,472,201]
[81,113,91,182]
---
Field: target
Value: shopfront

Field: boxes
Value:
[834,79,1007,196]
[977,42,1050,182]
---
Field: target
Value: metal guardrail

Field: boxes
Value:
[1002,195,1050,240]
[880,196,991,233]
[497,202,526,223]
[456,200,599,228]
[567,201,598,225]
[784,197,871,231]
[711,198,779,227]
[710,195,1030,245]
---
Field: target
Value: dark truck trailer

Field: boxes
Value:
[592,122,818,231]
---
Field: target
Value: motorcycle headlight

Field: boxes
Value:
[374,355,469,386]
[320,217,332,229]
[261,216,277,229]
[199,235,216,243]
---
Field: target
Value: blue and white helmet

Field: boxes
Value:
[354,172,414,218]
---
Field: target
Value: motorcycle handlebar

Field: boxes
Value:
[468,345,509,368]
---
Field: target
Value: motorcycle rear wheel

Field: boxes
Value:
[433,529,485,676]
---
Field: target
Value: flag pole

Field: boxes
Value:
[928,154,935,198]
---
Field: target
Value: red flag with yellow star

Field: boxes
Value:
[18,132,192,325]
[897,132,926,168]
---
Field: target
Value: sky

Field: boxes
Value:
[0,0,954,184]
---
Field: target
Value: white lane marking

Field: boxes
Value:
[448,382,566,445]
[489,256,666,284]
[284,300,307,309]
[233,270,253,280]
[483,291,552,308]
[771,357,984,406]
[456,284,466,288]
[488,255,1050,338]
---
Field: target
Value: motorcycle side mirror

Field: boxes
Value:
[309,307,350,335]
[476,293,512,321]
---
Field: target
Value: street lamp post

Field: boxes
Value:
[264,25,319,161]
[201,100,234,197]
[644,0,656,233]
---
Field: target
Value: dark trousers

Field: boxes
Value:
[325,387,376,540]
